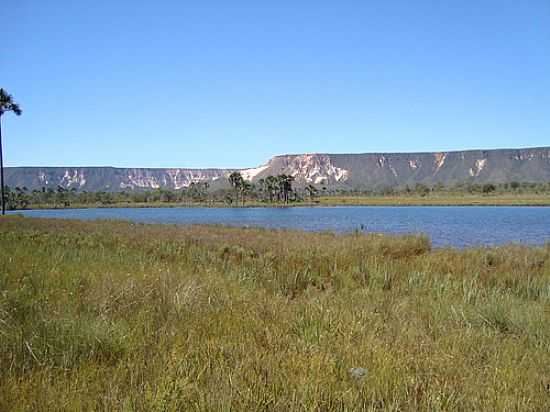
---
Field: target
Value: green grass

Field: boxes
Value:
[24,192,550,210]
[1,216,550,410]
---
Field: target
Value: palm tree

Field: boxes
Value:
[257,178,265,201]
[0,89,22,215]
[228,171,244,206]
[240,181,253,206]
[277,174,294,204]
[265,175,278,203]
[305,184,318,201]
[286,175,295,203]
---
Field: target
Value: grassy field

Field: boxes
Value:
[1,216,550,410]
[24,192,550,210]
[317,194,550,206]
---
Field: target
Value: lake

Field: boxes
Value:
[11,206,550,248]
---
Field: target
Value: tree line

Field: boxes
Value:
[2,178,550,211]
[344,181,550,197]
[0,173,317,210]
[227,171,318,206]
[1,184,213,210]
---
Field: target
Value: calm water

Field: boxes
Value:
[12,206,550,248]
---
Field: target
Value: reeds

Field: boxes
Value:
[1,215,549,410]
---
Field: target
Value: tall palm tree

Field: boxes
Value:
[228,171,244,206]
[0,89,22,215]
[265,175,278,203]
[277,174,294,204]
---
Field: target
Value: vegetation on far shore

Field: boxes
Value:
[2,216,550,410]
[3,178,550,210]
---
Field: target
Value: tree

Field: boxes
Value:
[187,182,209,202]
[433,182,445,192]
[0,89,22,215]
[257,178,266,201]
[305,184,318,201]
[277,174,294,204]
[240,181,253,206]
[276,175,285,202]
[55,185,71,207]
[228,171,244,205]
[8,186,30,210]
[482,183,496,194]
[414,183,430,196]
[265,175,278,202]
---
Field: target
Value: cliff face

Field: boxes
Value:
[242,154,349,186]
[244,147,550,188]
[5,146,550,191]
[4,167,230,192]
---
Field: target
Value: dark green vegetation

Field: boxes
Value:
[229,172,296,205]
[3,179,550,210]
[0,88,22,215]
[1,216,550,410]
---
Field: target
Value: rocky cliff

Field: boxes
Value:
[5,146,550,191]
[255,147,550,189]
[4,167,230,192]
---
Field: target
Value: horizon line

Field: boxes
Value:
[5,145,549,170]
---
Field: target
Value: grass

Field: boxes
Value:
[22,192,550,210]
[1,215,550,410]
[317,193,550,206]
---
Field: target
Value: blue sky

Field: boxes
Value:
[2,1,549,168]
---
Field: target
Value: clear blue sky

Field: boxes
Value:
[2,1,549,168]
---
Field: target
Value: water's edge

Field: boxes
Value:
[9,206,550,249]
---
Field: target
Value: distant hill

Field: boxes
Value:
[5,146,550,191]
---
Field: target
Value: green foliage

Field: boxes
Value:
[3,177,550,211]
[0,88,22,216]
[482,183,496,193]
[228,173,296,205]
[1,217,550,410]
[0,89,22,116]
[414,183,430,196]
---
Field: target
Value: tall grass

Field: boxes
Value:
[1,215,550,410]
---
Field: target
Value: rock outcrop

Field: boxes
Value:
[5,146,550,191]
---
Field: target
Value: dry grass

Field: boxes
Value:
[1,215,550,411]
[318,194,550,206]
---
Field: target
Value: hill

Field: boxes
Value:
[5,146,550,191]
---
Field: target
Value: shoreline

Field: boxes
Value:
[7,205,550,249]
[2,213,549,249]
[10,195,550,211]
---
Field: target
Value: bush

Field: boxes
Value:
[482,183,496,193]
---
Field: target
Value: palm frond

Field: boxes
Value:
[0,88,22,115]
[10,103,22,116]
